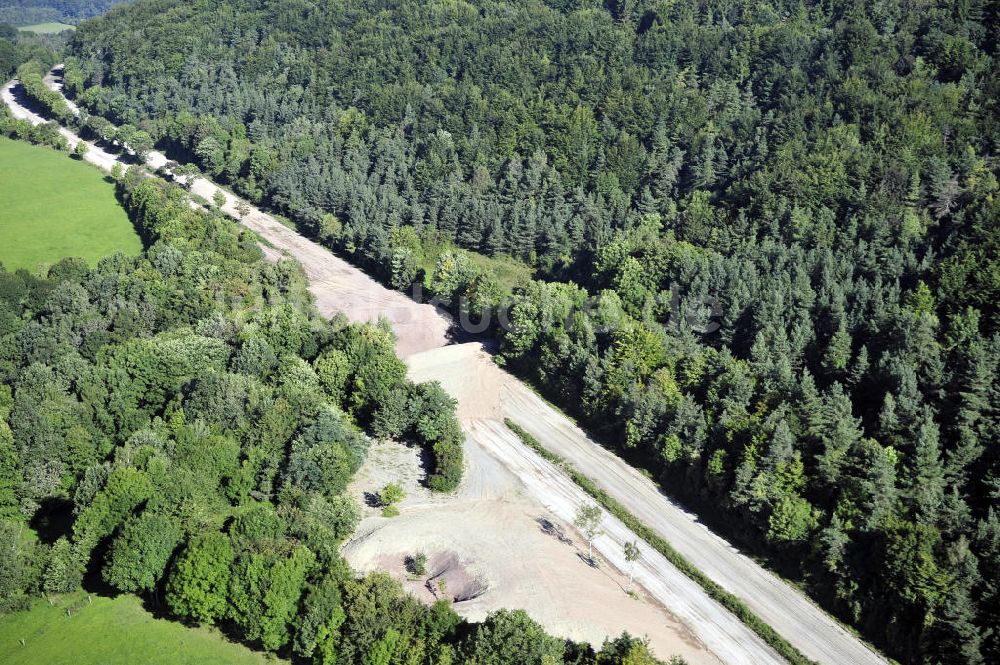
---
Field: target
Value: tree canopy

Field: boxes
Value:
[0,141,656,665]
[21,0,1000,660]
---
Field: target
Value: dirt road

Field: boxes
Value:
[467,418,782,665]
[8,70,889,664]
[3,80,122,173]
[199,188,452,358]
[408,343,888,665]
[9,72,452,358]
[343,432,723,664]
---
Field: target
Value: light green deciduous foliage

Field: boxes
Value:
[0,520,36,612]
[364,627,401,665]
[766,495,818,545]
[574,504,604,562]
[228,544,315,650]
[595,634,666,664]
[411,381,464,492]
[379,482,405,508]
[16,64,72,123]
[623,540,641,591]
[462,609,566,665]
[0,417,19,521]
[43,537,85,595]
[379,482,404,517]
[166,532,234,624]
[409,552,428,577]
[73,467,153,548]
[283,406,367,499]
[293,579,346,664]
[314,348,351,406]
[103,511,182,593]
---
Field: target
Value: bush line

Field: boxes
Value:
[504,418,817,665]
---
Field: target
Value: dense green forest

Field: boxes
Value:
[0,150,665,664]
[0,22,61,78]
[0,1,128,26]
[58,0,1000,661]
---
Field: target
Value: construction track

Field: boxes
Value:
[3,70,889,665]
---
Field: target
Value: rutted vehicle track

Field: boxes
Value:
[4,68,889,665]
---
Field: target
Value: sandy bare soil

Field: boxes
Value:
[409,343,886,665]
[406,345,784,664]
[343,438,721,664]
[9,71,890,665]
[202,191,452,358]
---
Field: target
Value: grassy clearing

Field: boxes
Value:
[417,243,533,295]
[0,593,282,665]
[463,249,533,294]
[0,137,141,272]
[504,417,818,665]
[16,22,75,34]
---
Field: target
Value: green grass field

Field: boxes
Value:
[0,137,141,273]
[17,22,75,33]
[0,593,282,665]
[418,243,533,296]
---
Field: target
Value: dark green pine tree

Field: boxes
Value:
[909,409,946,525]
[814,383,862,489]
[924,537,984,665]
[975,510,1000,662]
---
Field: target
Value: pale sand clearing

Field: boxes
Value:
[192,191,452,359]
[405,343,506,420]
[343,438,719,664]
[405,344,784,664]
